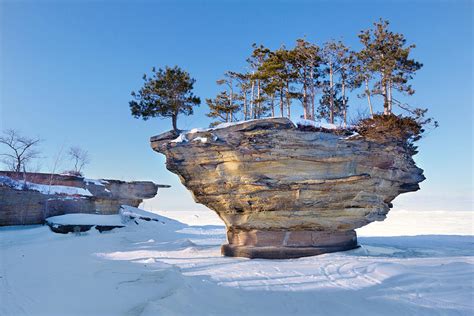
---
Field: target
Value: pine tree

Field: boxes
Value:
[290,39,321,120]
[277,47,299,119]
[320,40,351,124]
[228,71,251,120]
[258,50,287,118]
[358,19,422,115]
[318,84,344,122]
[259,47,298,118]
[261,78,278,117]
[216,72,239,121]
[206,91,240,127]
[337,47,355,127]
[129,66,201,132]
[247,44,271,119]
[351,49,375,117]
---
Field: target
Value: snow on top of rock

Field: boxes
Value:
[210,117,341,131]
[171,133,188,143]
[202,117,342,133]
[0,176,17,188]
[120,205,162,220]
[46,214,124,226]
[343,131,361,140]
[167,117,349,145]
[0,175,93,196]
[188,127,208,134]
[28,182,93,196]
[44,206,185,229]
[192,137,208,143]
[47,196,87,201]
[210,118,282,130]
[292,117,338,130]
[84,178,109,186]
[211,121,246,130]
[120,205,184,227]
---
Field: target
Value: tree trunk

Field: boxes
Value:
[302,87,307,119]
[342,79,347,128]
[16,158,21,173]
[279,89,284,117]
[388,79,393,113]
[382,78,389,115]
[303,68,308,119]
[329,62,334,124]
[286,82,291,119]
[229,80,234,117]
[365,78,373,117]
[250,80,255,119]
[256,80,261,119]
[310,67,315,120]
[172,114,178,132]
[271,92,275,117]
[243,89,248,120]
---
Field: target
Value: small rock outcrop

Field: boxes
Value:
[151,118,425,259]
[0,171,169,226]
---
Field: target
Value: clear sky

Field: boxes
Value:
[1,0,472,214]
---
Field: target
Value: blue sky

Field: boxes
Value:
[1,0,472,213]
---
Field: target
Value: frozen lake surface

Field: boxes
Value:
[1,208,473,316]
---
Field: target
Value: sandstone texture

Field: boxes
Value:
[0,171,169,226]
[151,118,425,259]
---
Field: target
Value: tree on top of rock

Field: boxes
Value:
[358,19,422,115]
[129,66,201,132]
[206,91,241,127]
[66,146,90,176]
[290,39,321,120]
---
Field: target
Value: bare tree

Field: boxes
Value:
[44,144,67,219]
[67,146,90,176]
[0,129,41,173]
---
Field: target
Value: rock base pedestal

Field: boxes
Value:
[222,229,358,259]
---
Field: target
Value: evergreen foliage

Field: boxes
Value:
[318,85,344,121]
[206,91,240,127]
[129,19,436,144]
[129,66,201,131]
[358,19,422,115]
[203,19,429,127]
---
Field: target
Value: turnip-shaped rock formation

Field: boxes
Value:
[151,118,424,259]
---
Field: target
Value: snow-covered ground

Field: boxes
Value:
[1,208,473,316]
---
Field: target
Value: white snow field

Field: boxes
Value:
[1,207,473,316]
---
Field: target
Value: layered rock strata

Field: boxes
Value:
[0,171,169,226]
[150,118,425,259]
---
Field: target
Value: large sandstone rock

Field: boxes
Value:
[150,118,425,259]
[0,171,169,226]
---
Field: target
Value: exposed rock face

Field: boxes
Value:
[0,171,169,226]
[150,118,425,259]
